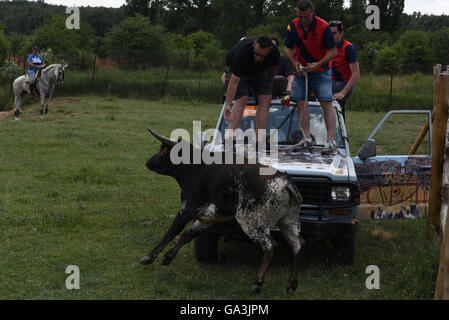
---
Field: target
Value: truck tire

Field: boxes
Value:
[335,233,355,265]
[194,232,220,262]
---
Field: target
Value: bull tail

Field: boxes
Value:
[286,181,302,205]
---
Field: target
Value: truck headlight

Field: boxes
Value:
[331,186,351,201]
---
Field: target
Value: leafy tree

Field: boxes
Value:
[395,30,434,73]
[358,40,382,72]
[162,0,214,33]
[313,0,345,22]
[431,27,449,67]
[81,7,126,37]
[104,14,173,69]
[125,0,150,17]
[368,0,404,32]
[0,60,22,82]
[187,31,222,57]
[0,29,10,67]
[403,12,449,32]
[374,45,399,106]
[344,0,366,35]
[32,15,96,69]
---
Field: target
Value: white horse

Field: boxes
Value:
[12,64,67,120]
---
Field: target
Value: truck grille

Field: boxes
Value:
[290,176,331,205]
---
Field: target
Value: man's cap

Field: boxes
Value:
[33,46,39,51]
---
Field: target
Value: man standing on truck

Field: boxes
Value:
[284,0,337,155]
[271,36,295,94]
[223,35,280,138]
[329,21,360,120]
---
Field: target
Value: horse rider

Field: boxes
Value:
[27,45,46,97]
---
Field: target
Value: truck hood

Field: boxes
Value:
[208,143,351,182]
[257,148,351,181]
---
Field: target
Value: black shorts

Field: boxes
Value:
[234,72,272,99]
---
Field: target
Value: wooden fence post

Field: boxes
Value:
[428,71,449,239]
[436,82,449,298]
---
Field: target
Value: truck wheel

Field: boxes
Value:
[194,232,220,262]
[335,233,355,265]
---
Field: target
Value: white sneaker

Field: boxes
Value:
[296,137,314,149]
[322,140,337,155]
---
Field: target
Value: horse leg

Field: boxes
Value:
[45,94,51,115]
[14,94,22,120]
[40,94,45,119]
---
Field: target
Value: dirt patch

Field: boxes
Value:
[0,110,14,119]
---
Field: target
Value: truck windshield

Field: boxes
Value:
[219,103,344,147]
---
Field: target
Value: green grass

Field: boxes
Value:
[0,68,435,112]
[0,96,441,299]
[349,73,434,112]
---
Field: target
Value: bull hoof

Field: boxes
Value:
[286,279,298,293]
[251,286,262,296]
[140,254,156,265]
[251,279,264,296]
[161,253,175,266]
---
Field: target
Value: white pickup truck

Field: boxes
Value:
[195,82,432,265]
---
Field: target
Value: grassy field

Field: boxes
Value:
[0,68,434,112]
[0,96,440,299]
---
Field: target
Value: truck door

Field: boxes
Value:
[353,111,432,220]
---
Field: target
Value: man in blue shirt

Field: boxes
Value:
[28,46,46,97]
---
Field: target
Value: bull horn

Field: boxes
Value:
[147,128,177,147]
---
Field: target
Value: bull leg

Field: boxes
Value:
[237,216,274,295]
[278,215,304,293]
[161,220,211,266]
[252,244,274,295]
[140,210,192,265]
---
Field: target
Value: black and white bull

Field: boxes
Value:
[140,128,305,295]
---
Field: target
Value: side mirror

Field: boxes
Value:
[357,139,376,160]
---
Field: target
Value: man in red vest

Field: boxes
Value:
[284,0,337,155]
[330,21,360,119]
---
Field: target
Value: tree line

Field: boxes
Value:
[0,0,448,76]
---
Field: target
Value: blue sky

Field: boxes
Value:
[45,0,449,15]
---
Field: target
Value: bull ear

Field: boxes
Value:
[147,128,177,147]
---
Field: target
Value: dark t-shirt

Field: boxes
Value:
[276,55,295,77]
[226,37,280,78]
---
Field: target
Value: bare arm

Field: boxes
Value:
[334,61,360,99]
[28,62,46,69]
[268,65,277,82]
[284,46,302,77]
[305,47,337,72]
[223,74,240,122]
[221,72,226,85]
